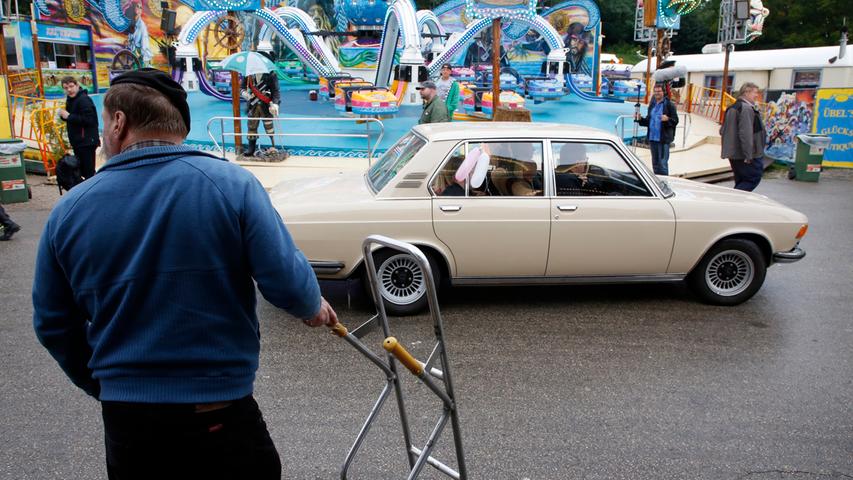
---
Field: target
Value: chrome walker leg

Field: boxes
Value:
[327,235,467,480]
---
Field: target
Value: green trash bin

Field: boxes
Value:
[792,134,832,182]
[0,139,29,203]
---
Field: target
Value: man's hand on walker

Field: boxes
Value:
[303,297,338,328]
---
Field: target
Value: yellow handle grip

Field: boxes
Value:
[383,337,423,376]
[329,322,348,337]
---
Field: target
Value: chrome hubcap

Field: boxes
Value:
[705,250,754,297]
[378,254,425,305]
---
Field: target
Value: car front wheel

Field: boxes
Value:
[364,249,441,316]
[688,239,767,306]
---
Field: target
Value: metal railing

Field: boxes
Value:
[206,116,385,163]
[30,107,70,175]
[614,112,692,151]
[678,84,737,124]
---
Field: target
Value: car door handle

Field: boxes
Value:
[440,205,462,212]
[557,205,578,212]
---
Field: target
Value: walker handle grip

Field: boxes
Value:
[383,337,423,376]
[329,322,348,337]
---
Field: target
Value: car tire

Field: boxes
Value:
[364,249,441,316]
[688,239,767,306]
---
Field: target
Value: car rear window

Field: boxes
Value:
[367,132,427,192]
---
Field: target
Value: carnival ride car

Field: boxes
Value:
[270,123,809,315]
[459,83,526,116]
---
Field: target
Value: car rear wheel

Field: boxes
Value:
[688,239,767,306]
[364,249,441,316]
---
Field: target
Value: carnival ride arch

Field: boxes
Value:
[178,8,335,76]
[374,0,424,88]
[427,15,565,77]
[417,10,446,57]
[256,7,341,73]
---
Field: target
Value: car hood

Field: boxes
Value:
[665,177,788,208]
[269,172,374,219]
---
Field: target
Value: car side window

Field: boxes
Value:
[552,142,652,197]
[433,141,544,197]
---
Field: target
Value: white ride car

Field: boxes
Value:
[271,123,808,315]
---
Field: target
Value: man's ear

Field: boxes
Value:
[112,110,129,142]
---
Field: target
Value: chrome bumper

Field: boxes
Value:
[309,261,345,275]
[773,246,806,264]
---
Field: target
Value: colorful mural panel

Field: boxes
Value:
[36,0,174,91]
[42,68,96,96]
[762,89,816,163]
[813,88,853,168]
[428,0,600,77]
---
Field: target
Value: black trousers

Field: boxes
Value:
[101,395,281,480]
[0,204,12,228]
[73,144,97,179]
[729,158,764,192]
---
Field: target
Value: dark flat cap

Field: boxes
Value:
[111,68,191,132]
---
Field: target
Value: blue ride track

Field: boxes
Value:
[566,74,623,103]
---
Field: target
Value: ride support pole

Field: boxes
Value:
[491,17,501,112]
[644,41,652,104]
[719,44,732,124]
[686,83,694,114]
[228,12,242,152]
[30,4,44,97]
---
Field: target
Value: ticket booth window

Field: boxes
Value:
[39,41,91,70]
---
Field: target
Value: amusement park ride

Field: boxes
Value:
[164,0,636,119]
[32,0,761,119]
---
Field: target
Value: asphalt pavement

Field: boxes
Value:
[1,169,851,479]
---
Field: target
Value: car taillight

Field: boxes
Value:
[796,224,808,239]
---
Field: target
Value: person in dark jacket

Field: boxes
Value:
[33,68,338,480]
[417,80,449,124]
[720,82,767,191]
[0,203,20,241]
[636,83,679,175]
[59,77,99,179]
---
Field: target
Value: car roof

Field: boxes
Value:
[412,122,619,143]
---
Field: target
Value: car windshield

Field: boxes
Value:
[367,132,427,192]
[629,149,674,197]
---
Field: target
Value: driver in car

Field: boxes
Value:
[555,142,592,195]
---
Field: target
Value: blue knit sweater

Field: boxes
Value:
[32,146,321,403]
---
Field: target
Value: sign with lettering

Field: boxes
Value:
[36,23,90,44]
[813,88,853,168]
[0,155,23,168]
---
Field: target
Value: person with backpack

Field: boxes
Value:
[720,82,767,191]
[58,76,100,180]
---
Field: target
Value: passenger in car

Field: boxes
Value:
[555,143,590,195]
[435,156,467,196]
[505,143,542,196]
[508,161,540,196]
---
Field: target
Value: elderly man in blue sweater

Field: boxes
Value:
[32,68,337,480]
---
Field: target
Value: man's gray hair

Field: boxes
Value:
[737,82,760,98]
[103,83,188,138]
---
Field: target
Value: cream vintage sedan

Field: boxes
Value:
[270,123,808,315]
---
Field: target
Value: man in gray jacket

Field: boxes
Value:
[720,82,767,191]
